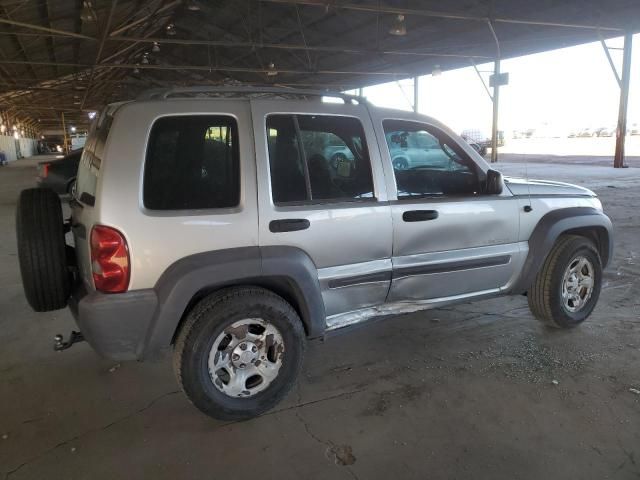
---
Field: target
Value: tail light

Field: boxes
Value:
[90,225,130,293]
[40,163,50,178]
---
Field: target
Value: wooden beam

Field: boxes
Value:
[258,0,625,31]
[0,59,414,76]
[108,0,180,37]
[0,17,96,40]
[0,5,40,80]
[81,0,118,109]
[38,0,59,76]
[108,35,492,59]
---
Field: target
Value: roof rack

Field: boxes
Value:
[136,85,366,104]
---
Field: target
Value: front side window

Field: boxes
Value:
[266,114,375,204]
[144,115,239,210]
[383,120,480,198]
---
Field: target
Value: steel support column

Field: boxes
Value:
[413,76,419,113]
[488,19,501,164]
[490,58,501,163]
[614,32,632,168]
[61,112,68,155]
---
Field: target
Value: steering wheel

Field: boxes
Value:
[331,152,348,170]
[352,138,364,159]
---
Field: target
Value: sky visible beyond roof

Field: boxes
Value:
[356,33,640,136]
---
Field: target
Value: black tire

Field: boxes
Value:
[65,177,76,195]
[527,235,602,328]
[173,287,306,420]
[16,188,70,312]
[393,157,409,170]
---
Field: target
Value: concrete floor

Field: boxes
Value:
[1,156,639,480]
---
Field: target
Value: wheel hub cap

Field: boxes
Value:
[208,318,284,398]
[231,342,258,369]
[561,255,595,313]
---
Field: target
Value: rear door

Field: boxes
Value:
[371,114,525,302]
[251,99,392,318]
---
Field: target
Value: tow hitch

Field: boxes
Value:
[54,331,85,351]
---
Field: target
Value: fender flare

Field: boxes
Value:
[509,207,613,294]
[138,246,325,358]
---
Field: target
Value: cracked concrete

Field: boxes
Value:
[4,390,182,480]
[1,157,639,480]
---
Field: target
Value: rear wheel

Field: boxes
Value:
[16,188,70,311]
[173,287,305,420]
[393,157,409,170]
[527,235,602,328]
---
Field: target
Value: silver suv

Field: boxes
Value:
[16,87,613,420]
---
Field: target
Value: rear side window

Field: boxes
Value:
[266,114,374,204]
[144,115,239,210]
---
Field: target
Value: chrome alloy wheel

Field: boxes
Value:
[561,256,595,313]
[208,318,285,398]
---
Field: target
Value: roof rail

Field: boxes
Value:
[136,85,366,104]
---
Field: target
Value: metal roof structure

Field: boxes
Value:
[0,0,638,132]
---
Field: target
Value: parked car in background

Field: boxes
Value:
[466,140,485,156]
[460,129,503,156]
[386,129,447,169]
[595,127,615,137]
[36,149,82,195]
[576,127,597,138]
[461,129,490,156]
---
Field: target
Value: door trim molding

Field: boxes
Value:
[392,255,511,279]
[321,253,513,289]
[328,270,392,289]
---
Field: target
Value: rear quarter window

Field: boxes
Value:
[75,110,113,206]
[143,115,240,211]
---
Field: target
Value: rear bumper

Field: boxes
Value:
[69,283,158,361]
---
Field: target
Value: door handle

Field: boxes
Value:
[402,210,439,222]
[269,218,310,233]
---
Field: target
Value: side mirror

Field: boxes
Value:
[485,169,503,195]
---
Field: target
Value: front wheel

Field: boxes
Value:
[527,235,602,328]
[173,287,305,420]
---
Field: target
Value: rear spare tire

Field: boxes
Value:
[16,188,70,311]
